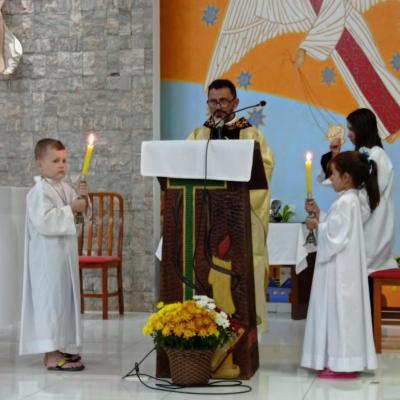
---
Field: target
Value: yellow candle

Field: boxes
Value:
[305,151,312,195]
[81,133,95,177]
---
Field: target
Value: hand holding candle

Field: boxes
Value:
[305,151,312,196]
[81,132,95,177]
[304,151,317,245]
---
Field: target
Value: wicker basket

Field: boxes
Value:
[164,348,213,386]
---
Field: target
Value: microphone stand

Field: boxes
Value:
[215,124,224,140]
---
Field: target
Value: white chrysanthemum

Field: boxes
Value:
[194,295,216,310]
[215,313,230,328]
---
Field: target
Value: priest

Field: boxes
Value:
[187,79,275,332]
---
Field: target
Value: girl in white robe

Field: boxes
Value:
[346,109,397,274]
[322,109,397,272]
[301,151,379,378]
[19,139,87,371]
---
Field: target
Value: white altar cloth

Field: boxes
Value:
[267,223,316,274]
[0,187,29,327]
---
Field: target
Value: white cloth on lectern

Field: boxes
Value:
[141,140,255,182]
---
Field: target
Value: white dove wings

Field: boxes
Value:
[204,0,386,90]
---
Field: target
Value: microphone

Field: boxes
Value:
[213,100,267,134]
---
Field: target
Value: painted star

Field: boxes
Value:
[322,67,335,85]
[202,5,219,26]
[247,109,266,128]
[237,71,252,89]
[391,52,400,72]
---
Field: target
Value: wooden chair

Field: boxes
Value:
[78,192,124,319]
[371,268,400,353]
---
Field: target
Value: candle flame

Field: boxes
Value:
[306,151,312,161]
[87,132,96,145]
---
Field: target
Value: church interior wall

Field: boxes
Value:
[0,0,157,313]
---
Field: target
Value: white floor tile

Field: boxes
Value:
[1,313,400,400]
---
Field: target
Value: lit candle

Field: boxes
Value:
[81,132,95,177]
[305,151,312,195]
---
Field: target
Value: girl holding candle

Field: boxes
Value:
[301,151,379,379]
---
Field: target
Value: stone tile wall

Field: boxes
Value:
[0,0,156,312]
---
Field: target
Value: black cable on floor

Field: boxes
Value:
[121,347,252,395]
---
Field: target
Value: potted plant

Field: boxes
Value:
[280,204,295,222]
[143,295,231,385]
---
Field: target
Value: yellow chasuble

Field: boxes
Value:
[188,117,275,332]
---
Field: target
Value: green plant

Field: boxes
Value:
[280,204,295,223]
[396,256,400,267]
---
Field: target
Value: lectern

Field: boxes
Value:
[141,140,268,380]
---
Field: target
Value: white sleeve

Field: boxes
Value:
[358,188,371,224]
[370,148,393,194]
[317,200,351,263]
[28,186,76,236]
[319,210,328,222]
[300,0,346,61]
[317,169,326,184]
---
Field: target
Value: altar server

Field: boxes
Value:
[19,139,87,371]
[321,109,396,272]
[301,151,378,378]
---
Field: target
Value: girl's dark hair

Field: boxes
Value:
[330,151,380,212]
[346,108,383,150]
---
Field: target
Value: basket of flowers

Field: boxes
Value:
[143,295,231,386]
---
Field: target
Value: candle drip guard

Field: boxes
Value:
[74,176,86,225]
[304,194,317,246]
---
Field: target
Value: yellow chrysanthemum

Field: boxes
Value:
[185,320,196,331]
[198,328,208,337]
[143,325,151,335]
[143,299,229,348]
[162,326,171,336]
[173,323,185,337]
[183,329,195,339]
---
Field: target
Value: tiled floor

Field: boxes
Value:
[1,312,400,400]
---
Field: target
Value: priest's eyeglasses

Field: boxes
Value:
[207,98,235,107]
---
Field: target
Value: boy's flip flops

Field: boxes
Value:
[61,352,81,362]
[47,358,85,372]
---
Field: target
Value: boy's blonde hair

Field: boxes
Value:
[34,138,65,160]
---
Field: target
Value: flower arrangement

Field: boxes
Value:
[143,295,231,351]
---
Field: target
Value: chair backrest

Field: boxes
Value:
[78,192,124,258]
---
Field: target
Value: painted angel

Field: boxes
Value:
[205,0,400,142]
[0,0,23,75]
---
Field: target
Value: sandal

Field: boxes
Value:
[318,368,358,379]
[47,358,85,372]
[61,352,81,362]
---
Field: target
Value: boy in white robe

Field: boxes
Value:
[19,138,88,371]
[301,151,378,379]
